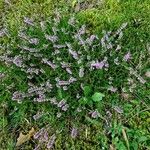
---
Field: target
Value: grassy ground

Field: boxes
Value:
[0,0,150,150]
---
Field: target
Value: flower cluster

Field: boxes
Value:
[0,15,147,127]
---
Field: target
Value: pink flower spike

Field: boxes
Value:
[58,80,70,86]
[108,86,117,92]
[47,134,56,149]
[123,52,131,61]
[91,61,104,69]
[71,128,78,138]
[91,110,100,118]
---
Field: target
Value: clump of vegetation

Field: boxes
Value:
[0,0,150,149]
[1,13,150,149]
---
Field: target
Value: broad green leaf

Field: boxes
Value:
[92,92,105,102]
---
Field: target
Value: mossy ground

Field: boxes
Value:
[0,0,150,149]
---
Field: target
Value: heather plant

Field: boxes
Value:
[0,8,150,149]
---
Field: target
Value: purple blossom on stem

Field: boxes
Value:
[53,44,66,49]
[43,130,49,141]
[71,128,78,138]
[12,91,24,102]
[34,128,45,139]
[91,61,105,69]
[108,86,117,92]
[68,49,79,60]
[66,68,72,75]
[33,112,43,120]
[113,106,123,114]
[61,104,69,111]
[86,35,97,45]
[42,58,57,69]
[78,25,86,35]
[0,29,5,37]
[123,52,131,61]
[13,56,23,67]
[29,38,39,45]
[58,80,70,86]
[50,97,58,105]
[45,34,58,43]
[27,68,39,75]
[24,17,34,26]
[91,110,100,118]
[66,42,79,59]
[47,134,56,149]
[57,99,66,108]
[69,77,77,83]
[68,16,76,26]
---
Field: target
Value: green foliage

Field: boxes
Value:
[92,92,105,102]
[0,0,150,149]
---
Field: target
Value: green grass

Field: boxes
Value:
[0,0,150,149]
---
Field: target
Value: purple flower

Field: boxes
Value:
[27,68,39,75]
[90,110,100,118]
[123,52,131,61]
[45,34,58,43]
[68,16,76,26]
[0,29,5,37]
[113,106,123,114]
[68,49,79,60]
[13,56,23,67]
[42,58,57,69]
[66,43,79,59]
[29,38,39,45]
[108,86,117,92]
[24,17,34,26]
[53,44,66,49]
[91,61,104,69]
[78,25,86,35]
[71,128,78,138]
[62,104,69,111]
[33,112,43,120]
[12,91,24,102]
[69,77,77,83]
[86,35,97,45]
[47,134,56,149]
[34,128,45,139]
[58,80,70,86]
[66,68,72,75]
[57,99,66,107]
[43,131,49,141]
[50,97,58,105]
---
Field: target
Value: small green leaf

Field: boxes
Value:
[138,136,147,142]
[79,97,88,105]
[83,86,92,97]
[92,92,105,102]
